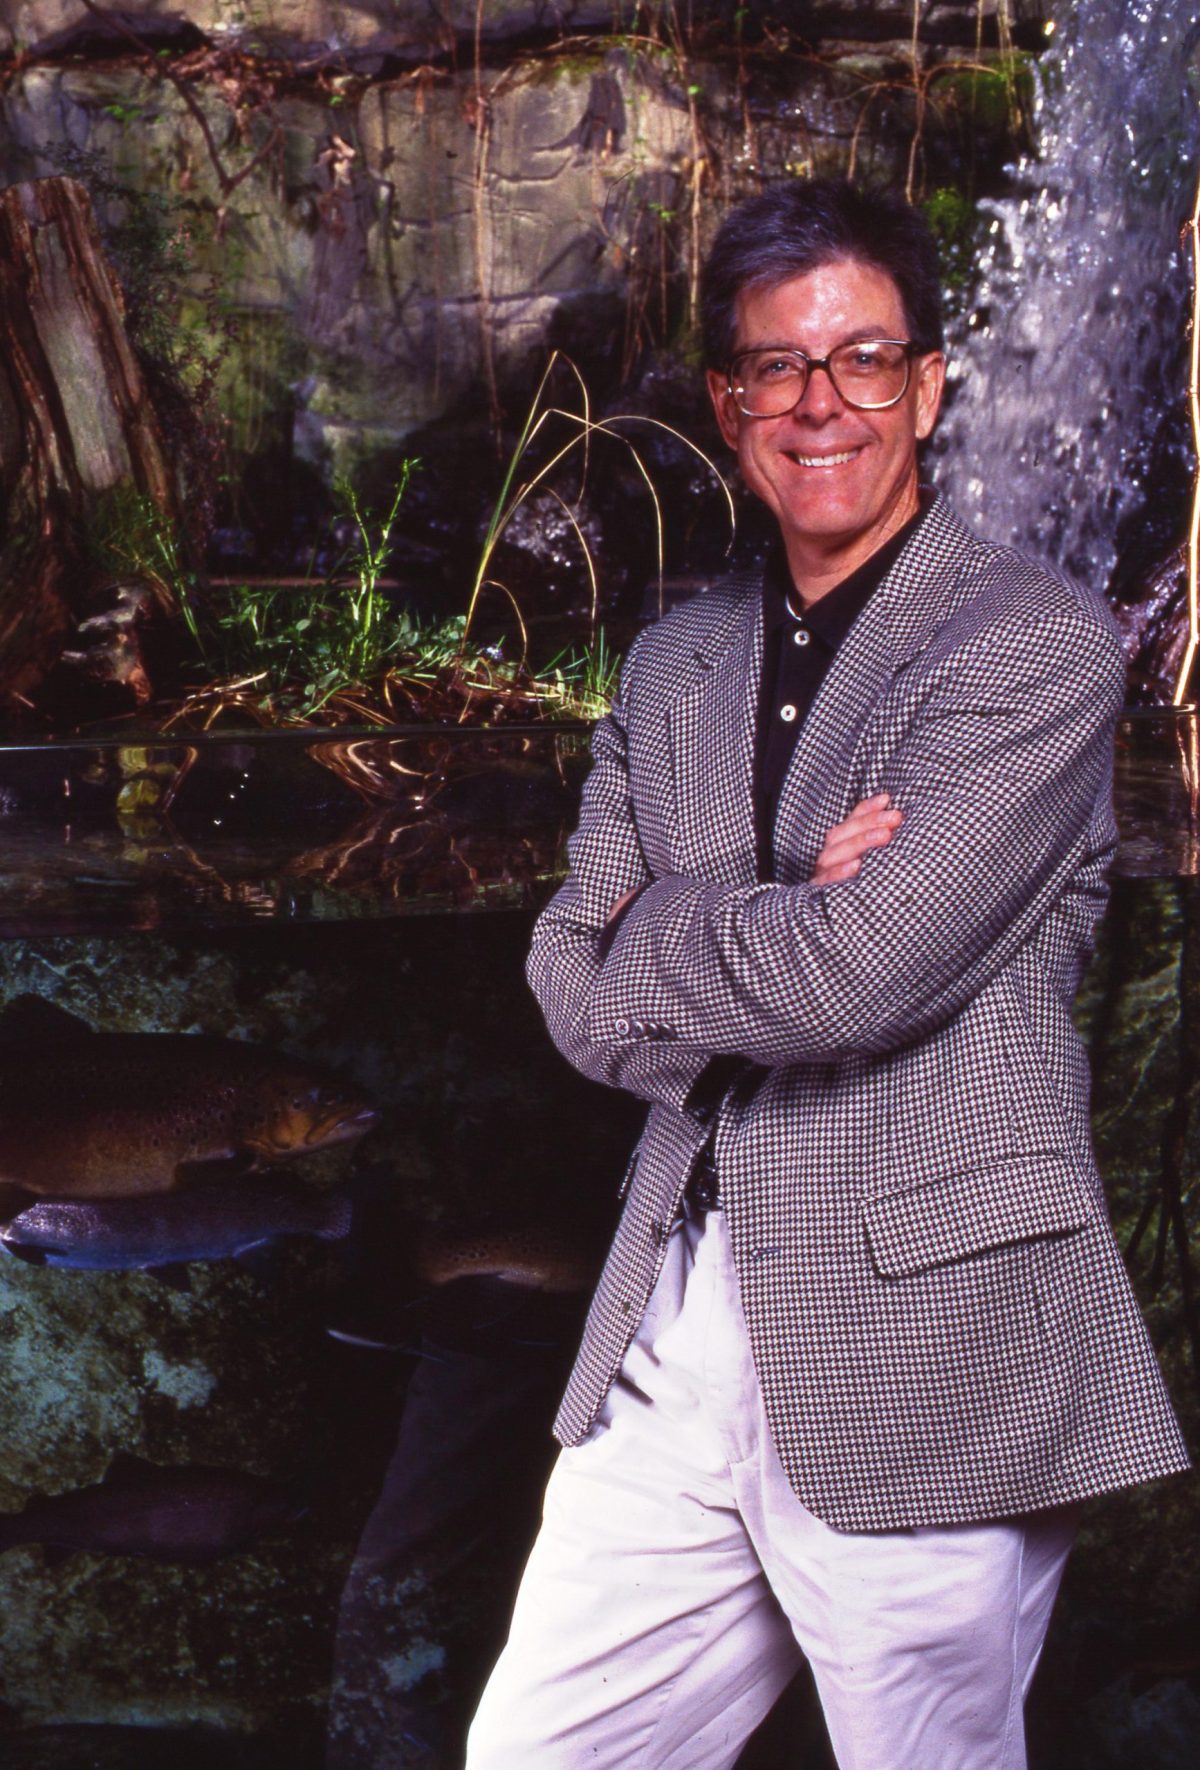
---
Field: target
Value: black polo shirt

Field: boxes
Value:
[754,503,925,881]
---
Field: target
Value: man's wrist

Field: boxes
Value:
[597,883,651,961]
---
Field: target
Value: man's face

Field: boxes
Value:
[706,257,946,585]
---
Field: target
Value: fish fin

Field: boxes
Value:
[148,1263,192,1292]
[0,994,95,1045]
[2,1242,49,1267]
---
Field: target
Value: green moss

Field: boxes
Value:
[521,49,608,87]
[920,184,982,294]
[931,53,1035,135]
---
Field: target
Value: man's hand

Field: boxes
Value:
[606,887,643,925]
[812,793,902,885]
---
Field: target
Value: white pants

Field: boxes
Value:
[466,1208,1075,1770]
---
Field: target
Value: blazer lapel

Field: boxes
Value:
[770,496,973,885]
[665,583,761,883]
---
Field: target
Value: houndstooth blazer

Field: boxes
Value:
[528,493,1190,1531]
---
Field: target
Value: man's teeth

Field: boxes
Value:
[789,449,859,467]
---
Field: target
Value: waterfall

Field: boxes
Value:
[929,0,1200,595]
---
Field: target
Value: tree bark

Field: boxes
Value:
[0,175,179,718]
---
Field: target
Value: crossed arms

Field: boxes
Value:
[528,601,1125,1114]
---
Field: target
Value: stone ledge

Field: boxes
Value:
[2,1,1056,69]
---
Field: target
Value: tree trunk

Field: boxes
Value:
[0,175,179,720]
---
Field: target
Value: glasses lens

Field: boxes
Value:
[730,351,808,417]
[827,341,910,408]
[730,343,911,415]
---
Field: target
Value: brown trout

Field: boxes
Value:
[0,997,378,1201]
[416,1222,598,1293]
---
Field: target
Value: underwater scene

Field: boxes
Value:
[0,720,1191,1770]
[0,792,643,1770]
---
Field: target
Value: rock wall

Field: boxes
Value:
[0,3,1043,593]
[3,4,1051,66]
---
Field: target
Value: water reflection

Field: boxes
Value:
[0,728,591,933]
[1112,708,1200,877]
[0,714,1190,937]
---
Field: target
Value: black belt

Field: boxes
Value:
[683,1140,721,1212]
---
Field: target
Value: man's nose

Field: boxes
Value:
[792,361,844,420]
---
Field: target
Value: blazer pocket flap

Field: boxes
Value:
[864,1154,1093,1279]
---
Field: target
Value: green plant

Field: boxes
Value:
[539,628,622,721]
[151,446,642,729]
[86,487,205,651]
[332,464,417,685]
[920,185,980,295]
[158,349,731,730]
[206,464,420,716]
[102,101,147,125]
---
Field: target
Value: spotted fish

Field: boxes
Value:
[0,1172,353,1282]
[416,1221,598,1293]
[0,996,378,1202]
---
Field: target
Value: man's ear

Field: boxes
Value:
[706,368,741,451]
[914,352,947,441]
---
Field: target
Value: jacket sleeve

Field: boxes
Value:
[556,604,1124,1088]
[526,634,718,1112]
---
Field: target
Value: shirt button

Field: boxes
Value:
[793,628,811,647]
[780,704,798,723]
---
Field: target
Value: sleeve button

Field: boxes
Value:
[614,1016,630,1036]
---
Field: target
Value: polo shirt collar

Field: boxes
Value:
[762,492,933,648]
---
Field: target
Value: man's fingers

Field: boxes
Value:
[821,821,906,863]
[831,794,897,835]
[812,798,902,885]
[814,856,864,884]
[818,810,901,862]
[824,806,901,842]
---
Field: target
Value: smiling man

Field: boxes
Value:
[466,180,1187,1770]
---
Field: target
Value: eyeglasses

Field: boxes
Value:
[726,340,918,417]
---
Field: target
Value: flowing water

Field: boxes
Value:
[931,0,1200,593]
